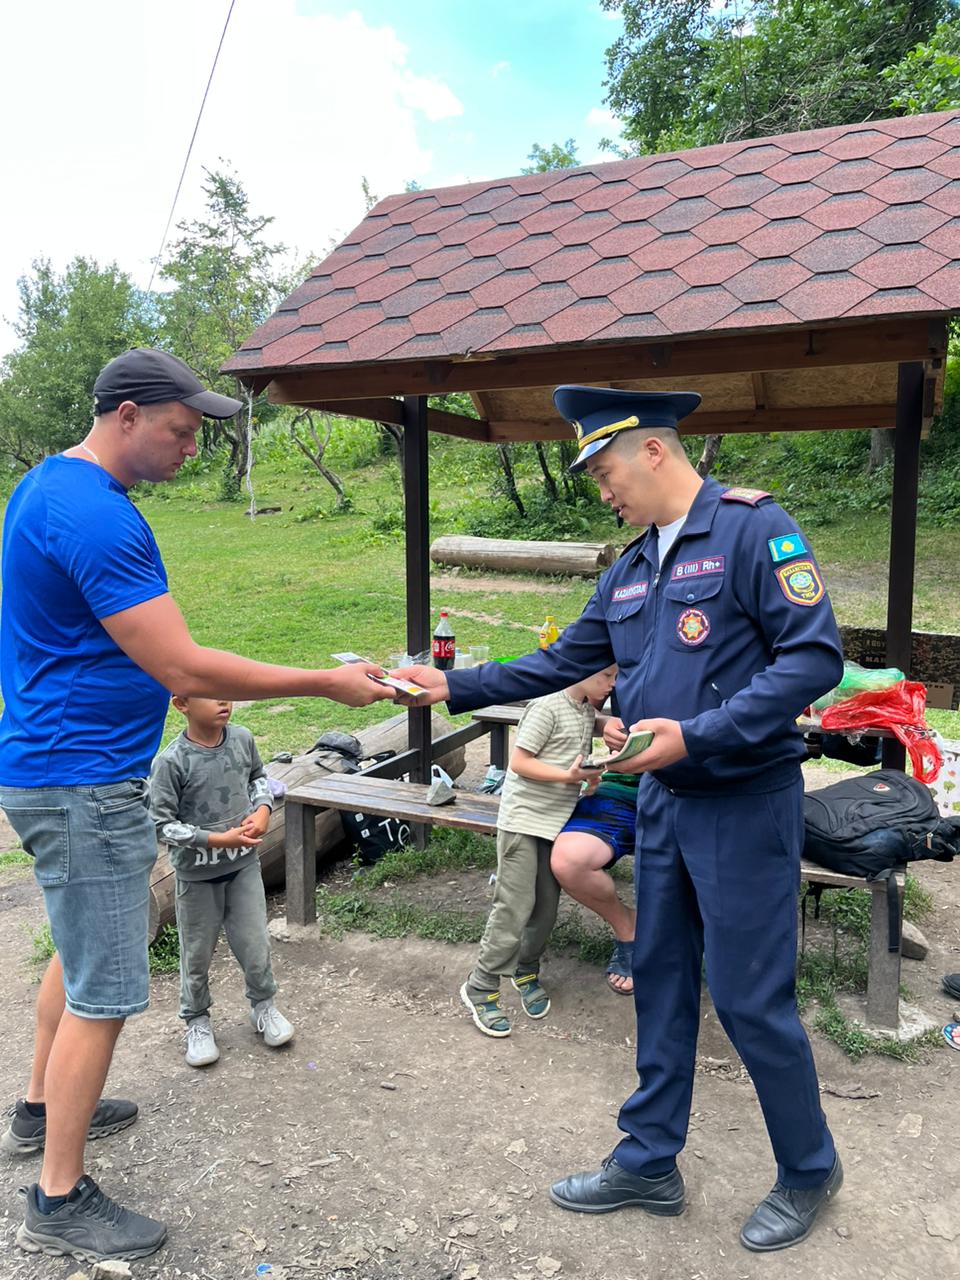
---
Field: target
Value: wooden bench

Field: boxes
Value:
[283,772,907,1031]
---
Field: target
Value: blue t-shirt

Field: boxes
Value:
[0,455,171,786]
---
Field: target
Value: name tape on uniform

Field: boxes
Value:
[612,581,649,602]
[672,556,725,580]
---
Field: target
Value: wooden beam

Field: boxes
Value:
[290,396,491,441]
[484,404,898,441]
[402,395,432,796]
[262,318,946,402]
[751,372,767,410]
[882,362,924,771]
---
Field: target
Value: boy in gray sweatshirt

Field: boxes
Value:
[149,696,294,1067]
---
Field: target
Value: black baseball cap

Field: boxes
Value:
[93,348,243,420]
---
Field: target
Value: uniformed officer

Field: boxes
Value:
[393,385,845,1252]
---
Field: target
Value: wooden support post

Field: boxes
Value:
[490,724,508,771]
[882,363,923,772]
[866,881,903,1031]
[284,800,317,926]
[403,394,431,847]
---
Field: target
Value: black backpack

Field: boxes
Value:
[803,769,958,950]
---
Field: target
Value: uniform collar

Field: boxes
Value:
[630,477,724,565]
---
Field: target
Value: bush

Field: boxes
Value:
[460,485,613,541]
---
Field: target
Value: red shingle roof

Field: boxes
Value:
[225,111,960,377]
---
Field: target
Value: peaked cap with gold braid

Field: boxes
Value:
[554,385,702,473]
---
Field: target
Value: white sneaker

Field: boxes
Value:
[185,1015,220,1068]
[250,999,294,1047]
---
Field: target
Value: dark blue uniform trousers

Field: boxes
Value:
[614,774,836,1189]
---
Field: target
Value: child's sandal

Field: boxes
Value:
[460,982,511,1037]
[511,972,551,1019]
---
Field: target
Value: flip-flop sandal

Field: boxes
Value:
[942,1023,960,1052]
[606,940,633,995]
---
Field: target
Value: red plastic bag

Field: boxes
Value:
[820,680,942,783]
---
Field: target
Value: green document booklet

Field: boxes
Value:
[582,729,655,771]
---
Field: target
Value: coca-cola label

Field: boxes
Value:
[432,636,455,660]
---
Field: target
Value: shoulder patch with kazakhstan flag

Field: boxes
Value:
[768,533,807,563]
[775,559,825,607]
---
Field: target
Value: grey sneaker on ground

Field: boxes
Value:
[17,1176,167,1262]
[251,999,294,1047]
[2,1098,138,1157]
[185,1015,220,1068]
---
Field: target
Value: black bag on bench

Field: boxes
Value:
[802,769,958,951]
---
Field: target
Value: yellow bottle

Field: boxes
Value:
[539,614,559,649]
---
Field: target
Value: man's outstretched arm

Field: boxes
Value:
[101,593,395,707]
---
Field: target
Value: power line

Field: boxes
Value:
[146,0,236,293]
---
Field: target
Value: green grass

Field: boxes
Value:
[0,848,30,867]
[3,439,960,754]
[136,456,960,755]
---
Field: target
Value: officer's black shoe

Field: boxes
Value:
[549,1157,685,1216]
[942,972,960,1001]
[739,1154,843,1253]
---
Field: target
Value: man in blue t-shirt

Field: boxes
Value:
[0,348,395,1264]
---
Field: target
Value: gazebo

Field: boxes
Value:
[225,108,960,779]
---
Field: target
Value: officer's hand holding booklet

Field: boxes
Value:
[332,653,429,698]
[582,729,655,771]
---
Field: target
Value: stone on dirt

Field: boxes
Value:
[900,920,929,959]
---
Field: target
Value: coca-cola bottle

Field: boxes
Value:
[432,609,455,670]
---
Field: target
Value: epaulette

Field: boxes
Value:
[618,530,648,558]
[720,487,772,506]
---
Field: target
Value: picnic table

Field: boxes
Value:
[283,704,907,1031]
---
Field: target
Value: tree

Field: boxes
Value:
[157,166,297,493]
[521,139,580,174]
[0,258,154,467]
[600,0,958,155]
[599,0,960,473]
[289,411,350,510]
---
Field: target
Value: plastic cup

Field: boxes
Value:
[469,644,490,664]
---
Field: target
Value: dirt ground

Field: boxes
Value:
[1,762,959,1280]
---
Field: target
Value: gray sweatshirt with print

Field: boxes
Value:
[148,725,274,881]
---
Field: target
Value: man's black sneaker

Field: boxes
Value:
[942,972,960,1001]
[17,1177,166,1262]
[2,1098,138,1156]
[740,1154,843,1252]
[549,1157,685,1216]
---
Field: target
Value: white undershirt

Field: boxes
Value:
[655,514,686,568]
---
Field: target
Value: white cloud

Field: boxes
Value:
[490,60,511,78]
[0,1,464,352]
[585,106,618,129]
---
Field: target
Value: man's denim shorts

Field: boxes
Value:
[559,782,638,867]
[0,779,157,1019]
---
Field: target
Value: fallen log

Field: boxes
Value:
[430,535,614,577]
[147,711,466,942]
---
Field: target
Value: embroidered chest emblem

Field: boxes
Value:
[612,581,649,602]
[775,559,825,607]
[677,607,711,646]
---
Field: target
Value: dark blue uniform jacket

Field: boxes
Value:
[447,478,843,796]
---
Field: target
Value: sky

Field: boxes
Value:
[0,0,625,352]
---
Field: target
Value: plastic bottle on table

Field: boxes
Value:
[538,614,559,649]
[432,609,455,670]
